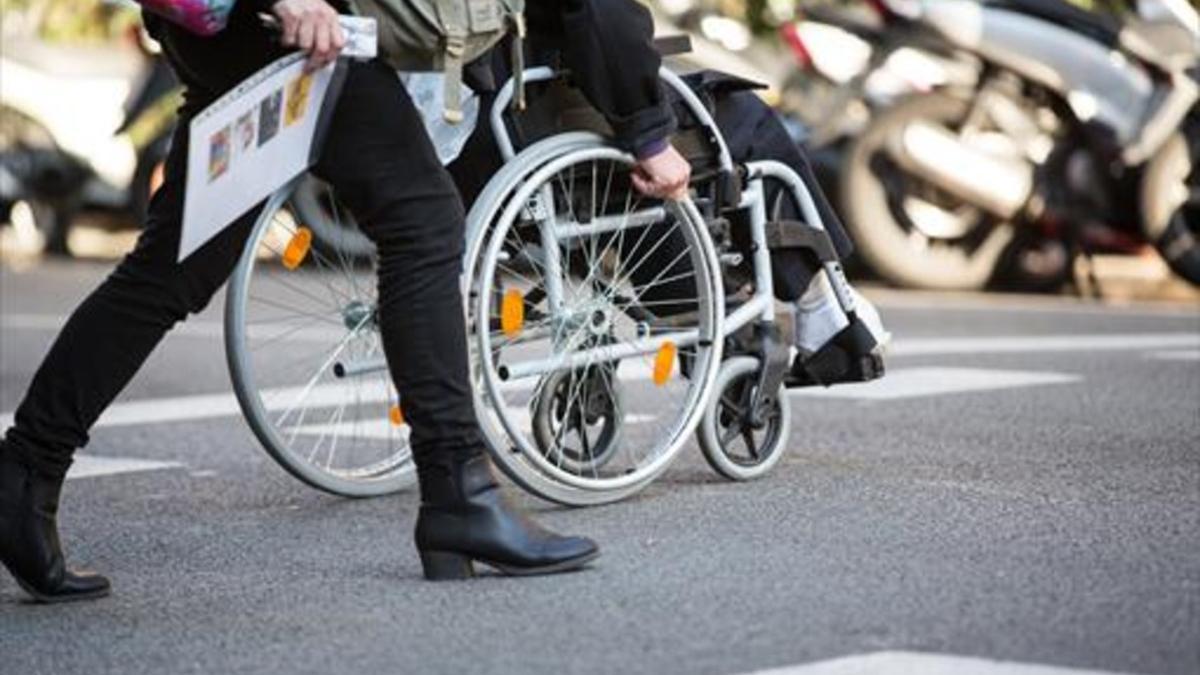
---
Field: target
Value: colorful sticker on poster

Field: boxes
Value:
[236,110,256,152]
[284,73,313,127]
[208,125,231,181]
[258,90,282,147]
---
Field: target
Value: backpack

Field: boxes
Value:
[346,0,526,122]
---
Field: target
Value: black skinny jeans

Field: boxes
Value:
[2,14,483,479]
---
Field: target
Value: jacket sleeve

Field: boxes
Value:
[245,0,279,12]
[529,0,677,155]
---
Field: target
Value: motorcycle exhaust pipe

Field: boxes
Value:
[886,121,1035,220]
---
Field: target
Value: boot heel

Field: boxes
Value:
[419,550,475,581]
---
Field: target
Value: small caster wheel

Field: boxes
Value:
[698,356,791,480]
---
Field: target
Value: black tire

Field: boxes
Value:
[1142,130,1200,286]
[35,204,72,256]
[129,133,171,224]
[840,92,1029,291]
[0,106,78,256]
[288,175,375,258]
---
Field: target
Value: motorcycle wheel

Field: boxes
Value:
[839,92,1067,291]
[288,175,376,258]
[1141,131,1200,286]
[0,106,73,256]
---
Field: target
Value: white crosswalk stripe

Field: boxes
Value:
[890,332,1200,356]
[789,367,1080,401]
[741,651,1134,675]
[1145,348,1200,361]
[65,455,183,481]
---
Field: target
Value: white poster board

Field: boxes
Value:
[178,17,376,261]
[180,54,340,261]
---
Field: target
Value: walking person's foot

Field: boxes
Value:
[415,455,599,580]
[0,446,111,603]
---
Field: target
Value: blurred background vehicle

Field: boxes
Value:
[0,0,177,255]
[776,0,1199,292]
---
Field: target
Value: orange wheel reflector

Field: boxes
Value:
[500,289,524,338]
[282,227,313,270]
[389,404,405,427]
[653,341,677,387]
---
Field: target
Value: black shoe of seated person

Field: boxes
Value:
[787,315,886,388]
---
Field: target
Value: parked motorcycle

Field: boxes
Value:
[778,2,976,150]
[115,33,180,225]
[834,0,1199,291]
[0,19,176,256]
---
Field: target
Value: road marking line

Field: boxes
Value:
[2,314,226,339]
[740,651,1135,675]
[866,286,1199,316]
[0,314,343,342]
[291,417,410,442]
[289,410,657,442]
[0,383,375,431]
[790,367,1080,401]
[2,367,1074,431]
[5,312,1197,357]
[0,367,1079,430]
[66,455,183,481]
[890,332,1200,357]
[1145,348,1200,361]
[0,375,664,431]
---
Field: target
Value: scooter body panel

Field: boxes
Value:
[918,0,1155,145]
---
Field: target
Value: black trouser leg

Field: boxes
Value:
[2,59,486,479]
[311,60,485,475]
[0,10,291,478]
[2,120,258,478]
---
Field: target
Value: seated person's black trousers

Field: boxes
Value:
[448,76,853,305]
[2,14,484,479]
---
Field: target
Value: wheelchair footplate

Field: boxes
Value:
[785,315,886,389]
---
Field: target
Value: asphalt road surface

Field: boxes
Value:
[1,261,1197,675]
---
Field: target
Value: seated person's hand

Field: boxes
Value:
[272,0,346,71]
[632,144,691,201]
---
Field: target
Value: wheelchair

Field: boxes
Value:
[222,54,863,505]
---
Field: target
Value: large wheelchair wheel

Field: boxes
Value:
[225,180,415,497]
[464,140,725,506]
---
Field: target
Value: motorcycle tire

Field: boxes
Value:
[1141,130,1200,287]
[0,105,75,256]
[839,92,1066,291]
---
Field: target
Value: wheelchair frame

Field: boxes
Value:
[482,65,859,380]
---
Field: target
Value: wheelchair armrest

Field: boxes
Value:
[654,35,693,57]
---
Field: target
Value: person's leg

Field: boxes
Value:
[3,129,257,476]
[686,86,887,385]
[713,92,888,384]
[0,12,283,603]
[311,60,597,580]
[0,117,262,601]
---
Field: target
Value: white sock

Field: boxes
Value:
[792,274,892,357]
[793,271,849,356]
[849,287,892,354]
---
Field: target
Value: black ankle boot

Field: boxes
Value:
[0,451,110,603]
[415,456,599,580]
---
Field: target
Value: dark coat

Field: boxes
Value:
[523,0,676,154]
[148,0,675,153]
